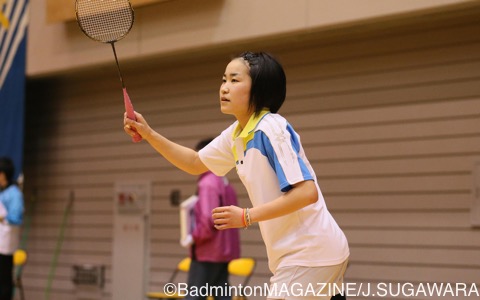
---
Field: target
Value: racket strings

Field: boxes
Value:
[76,0,133,43]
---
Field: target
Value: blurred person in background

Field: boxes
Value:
[183,138,240,300]
[0,157,24,300]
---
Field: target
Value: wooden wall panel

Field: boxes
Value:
[46,0,171,23]
[22,17,480,300]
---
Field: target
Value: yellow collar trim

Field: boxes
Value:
[232,109,270,140]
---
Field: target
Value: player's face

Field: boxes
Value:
[220,58,252,127]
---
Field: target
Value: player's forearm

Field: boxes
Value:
[249,180,318,223]
[144,130,208,175]
[124,112,208,175]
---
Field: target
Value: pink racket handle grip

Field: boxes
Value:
[123,88,142,143]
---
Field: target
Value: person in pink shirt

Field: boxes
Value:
[185,138,240,300]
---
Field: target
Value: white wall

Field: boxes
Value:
[27,0,477,76]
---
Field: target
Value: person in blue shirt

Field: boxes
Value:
[0,157,24,300]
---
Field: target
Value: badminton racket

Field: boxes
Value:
[75,0,142,142]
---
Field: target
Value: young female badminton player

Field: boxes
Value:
[124,52,349,299]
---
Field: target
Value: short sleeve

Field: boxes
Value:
[198,124,236,176]
[259,117,314,192]
[0,186,24,225]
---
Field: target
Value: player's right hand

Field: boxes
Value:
[124,111,150,140]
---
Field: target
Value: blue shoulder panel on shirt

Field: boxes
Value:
[245,124,313,193]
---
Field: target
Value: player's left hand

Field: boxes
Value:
[212,205,244,230]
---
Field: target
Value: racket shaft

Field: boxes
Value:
[111,43,126,88]
[123,88,142,142]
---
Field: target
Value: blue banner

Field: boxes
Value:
[0,0,29,181]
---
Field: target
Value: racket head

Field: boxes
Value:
[75,0,134,43]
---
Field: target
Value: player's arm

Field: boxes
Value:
[124,112,209,175]
[249,180,318,222]
[212,180,318,229]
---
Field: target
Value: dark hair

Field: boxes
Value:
[0,157,15,187]
[236,51,286,116]
[195,138,214,151]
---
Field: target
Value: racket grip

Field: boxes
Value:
[123,88,142,143]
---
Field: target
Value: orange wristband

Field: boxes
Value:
[242,208,248,228]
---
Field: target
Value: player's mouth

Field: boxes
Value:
[221,97,230,102]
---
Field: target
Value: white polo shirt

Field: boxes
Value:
[199,111,349,273]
